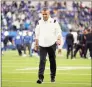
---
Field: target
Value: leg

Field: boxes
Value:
[70,45,73,59]
[17,45,22,56]
[47,43,56,82]
[28,43,31,55]
[23,44,26,54]
[74,44,80,58]
[89,44,92,58]
[79,45,83,58]
[84,44,88,58]
[38,46,47,81]
[81,45,85,58]
[67,45,71,59]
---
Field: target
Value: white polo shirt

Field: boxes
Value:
[35,17,61,47]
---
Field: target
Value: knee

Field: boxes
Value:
[40,59,46,64]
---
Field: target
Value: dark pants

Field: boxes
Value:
[16,44,22,56]
[74,44,82,58]
[84,43,92,58]
[67,44,73,59]
[3,36,13,50]
[38,43,56,80]
[81,45,86,57]
[24,43,31,55]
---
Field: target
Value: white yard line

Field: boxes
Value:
[15,66,91,71]
[2,80,91,85]
[2,66,91,75]
[3,72,91,76]
[2,65,91,67]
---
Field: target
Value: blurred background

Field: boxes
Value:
[1,0,92,50]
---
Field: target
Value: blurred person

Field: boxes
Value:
[1,32,5,55]
[6,11,12,20]
[3,31,9,51]
[35,8,61,84]
[71,31,78,49]
[84,29,92,59]
[27,1,31,8]
[23,31,33,56]
[24,17,31,30]
[63,1,67,8]
[52,8,59,22]
[3,31,13,51]
[44,1,49,8]
[36,2,41,11]
[12,12,17,21]
[13,31,23,56]
[20,11,26,21]
[80,29,87,58]
[19,1,26,9]
[2,17,8,30]
[57,2,62,9]
[12,18,21,30]
[66,29,74,59]
[73,30,85,58]
[12,1,17,8]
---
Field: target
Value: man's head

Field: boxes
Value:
[69,29,72,33]
[41,8,50,21]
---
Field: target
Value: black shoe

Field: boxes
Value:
[51,78,55,82]
[37,79,43,84]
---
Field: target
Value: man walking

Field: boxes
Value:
[35,8,61,84]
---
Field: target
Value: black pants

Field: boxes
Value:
[38,43,56,80]
[3,36,13,50]
[84,43,92,58]
[74,44,82,58]
[67,44,73,59]
[24,43,31,55]
[81,45,86,57]
[16,44,22,56]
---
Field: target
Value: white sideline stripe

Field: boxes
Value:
[2,65,91,67]
[16,66,91,71]
[2,80,90,85]
[3,72,91,75]
[2,59,88,61]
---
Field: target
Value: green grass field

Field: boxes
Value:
[2,50,91,87]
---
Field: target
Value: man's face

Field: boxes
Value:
[42,10,49,21]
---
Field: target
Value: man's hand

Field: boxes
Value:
[35,39,39,51]
[56,39,61,45]
[56,35,61,45]
[34,45,39,52]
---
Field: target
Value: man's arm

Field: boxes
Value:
[72,34,74,44]
[35,23,40,50]
[55,21,62,45]
[66,34,68,44]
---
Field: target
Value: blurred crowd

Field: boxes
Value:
[1,1,92,32]
[65,29,92,59]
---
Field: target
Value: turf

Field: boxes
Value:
[2,50,91,87]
